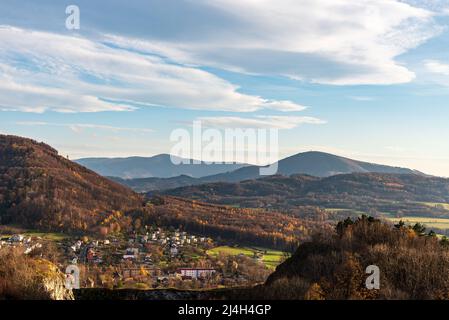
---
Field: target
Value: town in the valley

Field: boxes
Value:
[0,226,285,290]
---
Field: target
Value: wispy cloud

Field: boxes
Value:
[348,96,376,101]
[197,115,326,129]
[15,121,154,133]
[0,26,306,113]
[424,59,449,75]
[104,0,442,85]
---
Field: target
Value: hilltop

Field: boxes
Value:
[236,216,449,300]
[0,135,143,232]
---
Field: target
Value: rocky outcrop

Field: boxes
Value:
[35,259,74,300]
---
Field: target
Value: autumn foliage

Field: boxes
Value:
[233,216,449,300]
[0,135,143,232]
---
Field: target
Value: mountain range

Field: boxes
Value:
[75,154,247,179]
[106,151,424,192]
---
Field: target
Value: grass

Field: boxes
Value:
[386,216,449,231]
[419,202,449,210]
[324,208,351,212]
[22,231,68,241]
[207,246,287,269]
[0,225,68,241]
[324,208,370,216]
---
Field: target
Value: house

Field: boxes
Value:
[9,234,24,243]
[170,246,179,256]
[178,268,216,279]
[144,255,153,264]
[87,248,96,262]
[123,248,139,260]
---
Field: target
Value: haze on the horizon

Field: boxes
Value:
[1,1,449,177]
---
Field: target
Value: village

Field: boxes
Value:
[0,227,275,290]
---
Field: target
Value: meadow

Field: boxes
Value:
[386,216,449,231]
[207,246,287,269]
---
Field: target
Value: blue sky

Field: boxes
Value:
[1,0,449,176]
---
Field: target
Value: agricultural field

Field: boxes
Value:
[207,246,287,269]
[419,202,449,211]
[0,226,68,242]
[386,216,449,231]
[21,231,68,241]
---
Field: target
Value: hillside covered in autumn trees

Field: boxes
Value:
[0,135,317,250]
[0,135,143,232]
[163,173,449,218]
[129,196,322,251]
[230,216,449,300]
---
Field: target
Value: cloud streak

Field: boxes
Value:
[197,115,326,129]
[424,59,449,75]
[15,121,154,133]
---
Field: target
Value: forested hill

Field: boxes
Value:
[0,135,143,232]
[249,216,449,300]
[162,173,449,217]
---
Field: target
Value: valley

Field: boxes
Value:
[2,134,449,300]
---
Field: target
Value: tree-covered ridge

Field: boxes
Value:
[130,196,322,251]
[236,216,449,300]
[0,135,143,232]
[163,173,449,218]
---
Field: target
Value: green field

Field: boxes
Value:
[419,202,449,210]
[207,246,287,269]
[0,230,67,241]
[387,216,449,231]
[24,231,67,241]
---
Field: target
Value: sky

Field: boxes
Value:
[1,0,449,176]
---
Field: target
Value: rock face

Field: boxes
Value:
[35,259,74,300]
[0,253,74,300]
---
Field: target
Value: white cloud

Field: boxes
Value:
[106,0,442,85]
[348,96,376,101]
[197,115,326,129]
[424,59,449,75]
[0,26,306,113]
[15,121,154,133]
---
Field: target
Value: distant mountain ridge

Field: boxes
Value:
[110,151,424,192]
[75,154,248,179]
[162,173,449,219]
[202,151,424,183]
